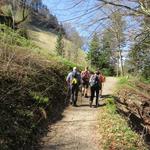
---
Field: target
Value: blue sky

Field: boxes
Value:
[43,0,141,35]
[43,0,142,53]
[43,0,100,37]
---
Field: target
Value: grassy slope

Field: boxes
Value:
[0,24,82,149]
[27,25,87,66]
[98,77,148,150]
[0,6,87,149]
[116,77,150,99]
[98,97,148,150]
[28,25,57,55]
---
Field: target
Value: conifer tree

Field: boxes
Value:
[98,29,116,75]
[87,33,100,68]
[55,31,64,57]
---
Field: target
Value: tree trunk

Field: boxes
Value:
[117,56,119,77]
[119,49,124,76]
[12,15,15,29]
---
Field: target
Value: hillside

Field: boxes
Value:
[27,25,87,66]
[0,18,87,150]
[0,23,84,149]
[0,1,87,66]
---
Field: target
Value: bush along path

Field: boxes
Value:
[40,77,118,150]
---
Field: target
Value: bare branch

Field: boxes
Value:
[61,5,104,22]
[98,0,150,17]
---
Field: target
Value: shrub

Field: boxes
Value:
[0,24,37,48]
[17,28,29,39]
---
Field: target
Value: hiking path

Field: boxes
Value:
[41,77,118,150]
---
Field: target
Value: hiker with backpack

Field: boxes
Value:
[66,67,81,106]
[81,67,90,98]
[89,71,100,108]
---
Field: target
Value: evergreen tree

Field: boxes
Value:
[127,4,150,80]
[55,31,64,57]
[87,32,115,75]
[98,29,116,75]
[99,30,112,68]
[128,35,150,79]
[87,33,100,68]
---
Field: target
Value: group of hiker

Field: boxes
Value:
[66,66,105,107]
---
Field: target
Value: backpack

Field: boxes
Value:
[100,75,105,83]
[71,72,78,85]
[90,75,99,87]
[82,71,89,81]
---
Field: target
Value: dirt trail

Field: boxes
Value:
[41,77,118,150]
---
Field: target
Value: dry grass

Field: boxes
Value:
[28,25,88,66]
[28,26,57,55]
[98,97,148,150]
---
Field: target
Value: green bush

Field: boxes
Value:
[101,67,116,76]
[0,24,37,49]
[118,76,129,85]
[17,28,29,39]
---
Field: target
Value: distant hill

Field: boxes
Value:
[27,24,87,66]
[0,0,87,66]
[0,0,65,33]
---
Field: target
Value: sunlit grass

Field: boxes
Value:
[28,25,88,66]
[116,76,150,99]
[98,97,148,150]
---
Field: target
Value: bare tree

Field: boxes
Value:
[61,0,149,36]
[110,11,126,76]
[60,0,149,75]
[0,0,30,28]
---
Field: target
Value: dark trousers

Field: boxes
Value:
[90,86,99,106]
[71,85,79,105]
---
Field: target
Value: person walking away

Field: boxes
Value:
[66,67,81,106]
[99,72,106,97]
[89,71,100,108]
[81,67,90,98]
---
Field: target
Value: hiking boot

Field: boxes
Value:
[99,95,103,98]
[95,103,99,108]
[84,95,88,98]
[89,101,92,108]
[84,93,88,98]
